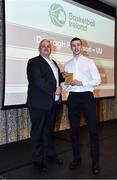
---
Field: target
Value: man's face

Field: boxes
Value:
[39,40,52,57]
[71,40,82,56]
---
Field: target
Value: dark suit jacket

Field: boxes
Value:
[26,55,64,110]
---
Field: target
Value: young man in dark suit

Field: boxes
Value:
[26,39,64,172]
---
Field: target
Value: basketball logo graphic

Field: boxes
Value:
[49,3,66,27]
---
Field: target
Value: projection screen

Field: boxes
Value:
[3,0,115,107]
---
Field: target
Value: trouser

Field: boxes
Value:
[29,103,58,162]
[67,92,99,161]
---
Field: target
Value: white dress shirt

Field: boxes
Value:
[42,56,59,101]
[64,55,101,92]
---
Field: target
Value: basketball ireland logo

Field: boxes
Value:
[49,3,66,27]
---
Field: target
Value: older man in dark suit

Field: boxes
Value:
[26,39,64,172]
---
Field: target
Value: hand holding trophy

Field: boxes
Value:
[64,73,73,85]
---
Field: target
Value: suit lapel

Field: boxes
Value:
[39,55,57,83]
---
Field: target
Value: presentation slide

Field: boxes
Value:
[4,0,115,106]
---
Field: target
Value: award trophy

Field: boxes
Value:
[64,73,73,85]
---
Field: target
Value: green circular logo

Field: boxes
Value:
[49,3,66,27]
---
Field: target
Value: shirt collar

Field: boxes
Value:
[42,56,53,63]
[73,54,83,61]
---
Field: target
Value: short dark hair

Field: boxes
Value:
[70,37,82,46]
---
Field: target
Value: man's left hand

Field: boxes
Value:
[71,79,82,86]
[55,86,62,95]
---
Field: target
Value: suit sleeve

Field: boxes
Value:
[59,72,65,83]
[27,61,56,95]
